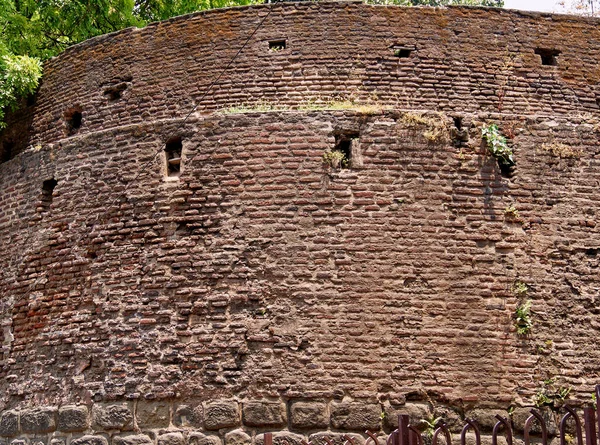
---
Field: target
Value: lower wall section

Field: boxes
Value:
[0,399,588,445]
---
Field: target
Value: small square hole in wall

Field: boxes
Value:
[269,40,286,52]
[64,108,83,135]
[535,48,560,66]
[165,137,182,178]
[104,83,128,101]
[40,178,57,212]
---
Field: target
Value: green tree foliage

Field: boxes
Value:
[135,0,259,22]
[0,52,42,128]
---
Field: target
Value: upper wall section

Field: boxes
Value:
[14,1,600,149]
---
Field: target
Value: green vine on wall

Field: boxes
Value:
[482,123,514,167]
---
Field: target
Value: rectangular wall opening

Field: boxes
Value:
[391,44,415,58]
[165,137,182,178]
[1,141,14,163]
[40,178,57,212]
[332,131,360,169]
[64,108,83,135]
[535,48,560,66]
[269,40,286,52]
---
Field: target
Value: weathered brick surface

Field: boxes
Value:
[0,2,599,441]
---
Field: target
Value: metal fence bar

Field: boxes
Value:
[524,410,548,445]
[408,425,424,445]
[399,415,411,445]
[461,418,481,445]
[492,415,513,445]
[596,385,600,444]
[584,407,597,445]
[561,406,584,445]
[432,423,452,445]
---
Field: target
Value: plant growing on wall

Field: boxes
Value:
[515,299,533,336]
[512,279,528,298]
[504,204,520,222]
[482,123,514,167]
[420,415,443,438]
[533,378,571,408]
[323,149,348,169]
[402,112,449,144]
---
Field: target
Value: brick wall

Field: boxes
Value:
[0,2,599,444]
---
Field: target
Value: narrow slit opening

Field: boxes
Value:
[40,178,58,212]
[1,141,14,163]
[165,137,183,178]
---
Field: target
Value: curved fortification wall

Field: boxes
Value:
[1,2,600,445]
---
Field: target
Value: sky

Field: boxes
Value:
[503,0,560,11]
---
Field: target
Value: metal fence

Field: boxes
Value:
[263,385,600,445]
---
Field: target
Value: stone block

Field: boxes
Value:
[467,409,509,432]
[112,435,153,445]
[242,402,285,427]
[50,438,66,445]
[71,436,108,445]
[511,407,557,436]
[290,402,328,429]
[255,433,305,445]
[330,402,381,431]
[58,406,89,433]
[157,433,184,445]
[383,403,431,429]
[21,407,57,434]
[173,405,202,428]
[308,433,365,445]
[434,406,463,434]
[136,401,170,429]
[9,440,27,445]
[188,433,221,445]
[204,401,240,430]
[480,435,508,445]
[0,411,19,437]
[224,430,251,445]
[92,404,133,431]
